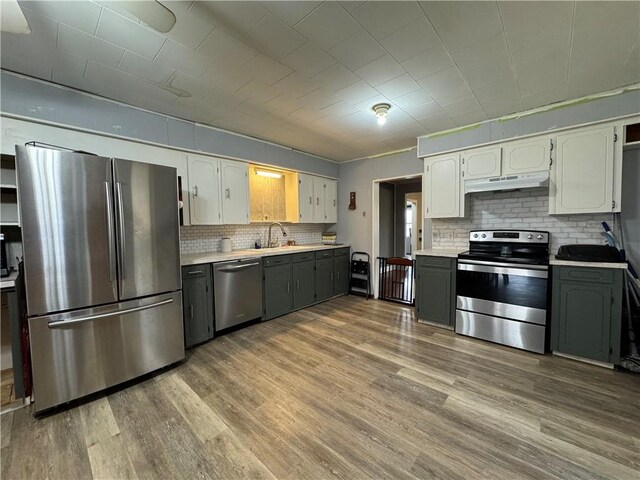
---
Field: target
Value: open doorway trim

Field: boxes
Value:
[371,173,426,299]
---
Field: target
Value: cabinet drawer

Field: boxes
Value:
[182,264,209,279]
[416,256,453,269]
[557,266,615,284]
[292,252,315,263]
[333,247,349,257]
[315,250,334,259]
[263,255,291,267]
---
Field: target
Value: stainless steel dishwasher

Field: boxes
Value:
[213,258,263,331]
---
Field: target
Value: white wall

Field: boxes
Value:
[336,149,422,255]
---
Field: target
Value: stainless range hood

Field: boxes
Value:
[464,171,549,194]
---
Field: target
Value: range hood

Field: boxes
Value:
[464,171,549,194]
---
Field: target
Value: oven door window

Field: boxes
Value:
[456,264,547,310]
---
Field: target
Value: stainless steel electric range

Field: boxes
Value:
[455,230,550,353]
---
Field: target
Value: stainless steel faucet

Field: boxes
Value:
[267,222,287,248]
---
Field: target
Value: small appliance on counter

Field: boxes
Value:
[322,231,337,245]
[1,233,10,277]
[555,244,623,263]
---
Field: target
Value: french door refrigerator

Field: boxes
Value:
[16,145,184,413]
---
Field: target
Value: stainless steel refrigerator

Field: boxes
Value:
[16,145,184,413]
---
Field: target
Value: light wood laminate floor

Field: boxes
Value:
[2,296,639,479]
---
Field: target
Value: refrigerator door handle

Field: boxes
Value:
[104,182,116,284]
[115,181,126,279]
[47,298,174,328]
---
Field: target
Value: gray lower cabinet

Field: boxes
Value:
[415,256,456,328]
[551,266,623,364]
[182,264,214,348]
[333,248,350,296]
[293,257,316,309]
[263,257,293,321]
[315,251,334,302]
[262,248,350,321]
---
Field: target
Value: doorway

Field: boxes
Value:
[372,174,426,300]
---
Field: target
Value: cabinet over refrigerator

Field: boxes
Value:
[16,145,184,413]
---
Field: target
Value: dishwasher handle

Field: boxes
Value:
[217,262,260,273]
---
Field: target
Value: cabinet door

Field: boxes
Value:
[188,155,221,225]
[333,255,349,296]
[462,146,501,179]
[553,126,614,214]
[556,282,612,362]
[324,179,337,223]
[263,264,293,320]
[313,176,326,223]
[293,260,316,309]
[315,257,334,301]
[503,137,551,175]
[298,173,314,223]
[416,266,451,326]
[220,160,249,224]
[424,153,461,218]
[182,274,213,348]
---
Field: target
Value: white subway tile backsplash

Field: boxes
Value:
[431,187,609,252]
[180,223,330,255]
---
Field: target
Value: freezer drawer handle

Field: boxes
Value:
[47,298,174,328]
[217,262,260,272]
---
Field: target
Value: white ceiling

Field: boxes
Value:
[1,1,639,162]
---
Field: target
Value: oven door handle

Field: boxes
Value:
[458,259,548,270]
[457,263,548,279]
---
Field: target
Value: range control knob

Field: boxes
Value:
[473,233,478,238]
[481,233,487,238]
[537,234,544,240]
[527,234,534,239]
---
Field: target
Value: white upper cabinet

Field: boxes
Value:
[298,173,315,223]
[220,160,249,224]
[551,125,615,215]
[503,137,551,175]
[425,153,462,218]
[462,146,501,179]
[188,155,221,225]
[324,178,337,223]
[312,176,326,223]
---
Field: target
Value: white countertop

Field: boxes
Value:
[181,244,350,266]
[0,271,18,290]
[413,247,466,259]
[549,256,628,270]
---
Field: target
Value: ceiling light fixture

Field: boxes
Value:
[256,169,282,179]
[372,103,391,126]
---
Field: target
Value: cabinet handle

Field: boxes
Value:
[296,279,300,290]
[330,273,333,282]
[333,199,336,207]
[193,185,198,197]
[189,305,194,320]
[287,282,290,293]
[225,187,230,199]
[187,270,203,275]
[336,272,340,279]
[316,197,319,206]
[309,196,312,205]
